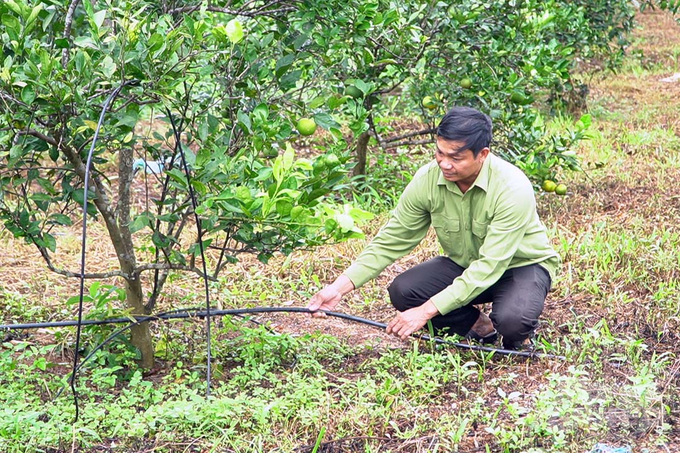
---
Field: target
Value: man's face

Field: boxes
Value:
[435,137,489,185]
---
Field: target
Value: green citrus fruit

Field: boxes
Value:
[345,86,363,99]
[312,156,327,173]
[542,180,557,192]
[555,184,568,195]
[460,78,472,89]
[263,148,278,158]
[510,91,533,105]
[422,96,437,110]
[324,153,340,168]
[296,118,317,136]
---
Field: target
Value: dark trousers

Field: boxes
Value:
[387,256,551,344]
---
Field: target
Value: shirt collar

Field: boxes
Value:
[436,153,493,193]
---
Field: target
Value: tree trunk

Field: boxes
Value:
[352,131,371,177]
[126,277,155,369]
[48,133,157,369]
[118,146,155,369]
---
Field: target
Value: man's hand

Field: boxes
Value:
[307,275,355,318]
[386,300,440,340]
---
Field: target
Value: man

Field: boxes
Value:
[307,107,560,349]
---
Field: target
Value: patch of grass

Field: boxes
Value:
[349,149,427,213]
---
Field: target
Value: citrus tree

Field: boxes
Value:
[0,0,654,370]
[0,0,370,368]
[292,0,436,176]
[301,0,639,185]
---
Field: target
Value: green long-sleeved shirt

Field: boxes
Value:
[343,153,560,315]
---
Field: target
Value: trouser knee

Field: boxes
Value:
[387,274,412,311]
[490,310,539,343]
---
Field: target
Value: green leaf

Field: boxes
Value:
[349,207,374,222]
[82,0,94,17]
[152,231,171,249]
[212,25,227,43]
[283,142,295,171]
[188,239,213,256]
[49,146,59,162]
[279,70,302,91]
[576,114,592,131]
[234,186,253,204]
[92,10,106,30]
[3,1,22,16]
[128,214,151,233]
[252,103,268,123]
[71,188,96,205]
[21,85,35,104]
[226,19,244,44]
[99,55,116,78]
[355,79,370,95]
[309,96,326,109]
[313,112,339,130]
[190,180,208,196]
[276,199,293,216]
[30,193,51,203]
[48,213,72,226]
[1,15,21,34]
[26,4,43,29]
[216,200,244,214]
[237,110,251,134]
[275,54,295,78]
[42,232,57,253]
[73,36,98,50]
[54,38,69,49]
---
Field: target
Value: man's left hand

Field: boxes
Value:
[386,300,440,340]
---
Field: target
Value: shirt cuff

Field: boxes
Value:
[430,290,465,316]
[343,264,372,289]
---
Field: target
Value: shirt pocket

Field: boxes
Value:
[431,215,461,250]
[471,219,489,240]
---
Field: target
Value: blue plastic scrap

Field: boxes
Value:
[590,444,632,453]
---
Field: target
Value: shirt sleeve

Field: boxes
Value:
[429,182,536,315]
[343,173,432,288]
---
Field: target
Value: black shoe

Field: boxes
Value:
[465,329,498,344]
[502,333,536,351]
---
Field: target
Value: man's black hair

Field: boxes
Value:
[436,107,493,157]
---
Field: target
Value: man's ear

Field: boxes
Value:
[478,147,490,161]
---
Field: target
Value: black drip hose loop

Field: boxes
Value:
[2,307,567,363]
[165,108,213,398]
[71,79,139,422]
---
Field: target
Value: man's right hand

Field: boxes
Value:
[306,274,355,318]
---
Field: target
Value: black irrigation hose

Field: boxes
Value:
[0,307,566,361]
[51,306,237,402]
[165,107,214,398]
[71,79,139,422]
[14,79,565,418]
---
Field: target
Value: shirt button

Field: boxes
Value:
[465,224,470,230]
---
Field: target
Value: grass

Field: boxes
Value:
[2,8,680,453]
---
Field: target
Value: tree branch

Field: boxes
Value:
[62,0,82,68]
[167,5,297,18]
[381,127,435,145]
[133,263,217,281]
[0,92,28,108]
[383,139,433,149]
[47,264,130,280]
[15,129,59,147]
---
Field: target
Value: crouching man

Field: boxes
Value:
[308,107,560,349]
